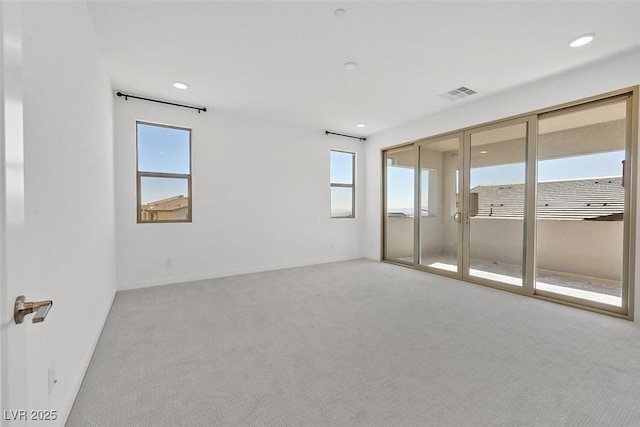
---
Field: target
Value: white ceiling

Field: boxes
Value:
[86,1,640,136]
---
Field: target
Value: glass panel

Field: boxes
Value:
[385,147,415,263]
[140,176,189,221]
[330,151,354,185]
[536,99,627,307]
[330,187,353,218]
[469,122,527,286]
[137,123,190,174]
[419,137,460,273]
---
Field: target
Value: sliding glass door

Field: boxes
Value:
[417,134,462,275]
[535,96,631,311]
[382,88,636,317]
[384,146,416,264]
[464,119,532,288]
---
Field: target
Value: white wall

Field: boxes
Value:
[21,2,116,424]
[364,48,640,319]
[115,100,363,289]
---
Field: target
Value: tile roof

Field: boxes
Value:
[471,176,624,220]
[142,195,189,212]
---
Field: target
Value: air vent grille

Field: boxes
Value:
[440,86,477,101]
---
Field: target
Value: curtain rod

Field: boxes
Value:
[325,130,366,142]
[116,91,207,113]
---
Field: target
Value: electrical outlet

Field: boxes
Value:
[48,364,57,394]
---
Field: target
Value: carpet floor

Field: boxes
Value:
[67,259,640,426]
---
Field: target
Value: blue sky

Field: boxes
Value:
[330,151,354,183]
[388,150,625,211]
[140,177,188,205]
[138,123,190,204]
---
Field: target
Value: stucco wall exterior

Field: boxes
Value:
[386,217,623,281]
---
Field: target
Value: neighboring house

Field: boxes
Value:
[472,176,624,220]
[141,195,189,221]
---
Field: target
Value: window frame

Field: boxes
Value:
[330,149,356,219]
[136,121,193,224]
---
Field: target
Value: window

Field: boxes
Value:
[330,150,355,218]
[136,122,192,223]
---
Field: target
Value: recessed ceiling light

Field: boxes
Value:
[344,62,357,70]
[334,9,346,17]
[173,82,188,90]
[480,150,488,154]
[569,33,595,48]
[356,123,366,128]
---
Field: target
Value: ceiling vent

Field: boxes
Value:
[440,86,477,101]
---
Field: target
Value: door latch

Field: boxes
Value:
[14,296,53,324]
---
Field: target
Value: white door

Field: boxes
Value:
[1,1,30,424]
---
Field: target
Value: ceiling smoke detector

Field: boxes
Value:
[440,86,477,101]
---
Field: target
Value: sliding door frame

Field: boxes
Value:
[533,94,636,317]
[461,115,537,295]
[414,132,464,280]
[382,145,416,265]
[381,85,639,320]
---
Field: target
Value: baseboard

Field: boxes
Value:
[56,290,117,427]
[118,255,365,291]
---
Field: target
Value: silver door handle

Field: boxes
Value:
[14,296,53,324]
[453,212,461,223]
